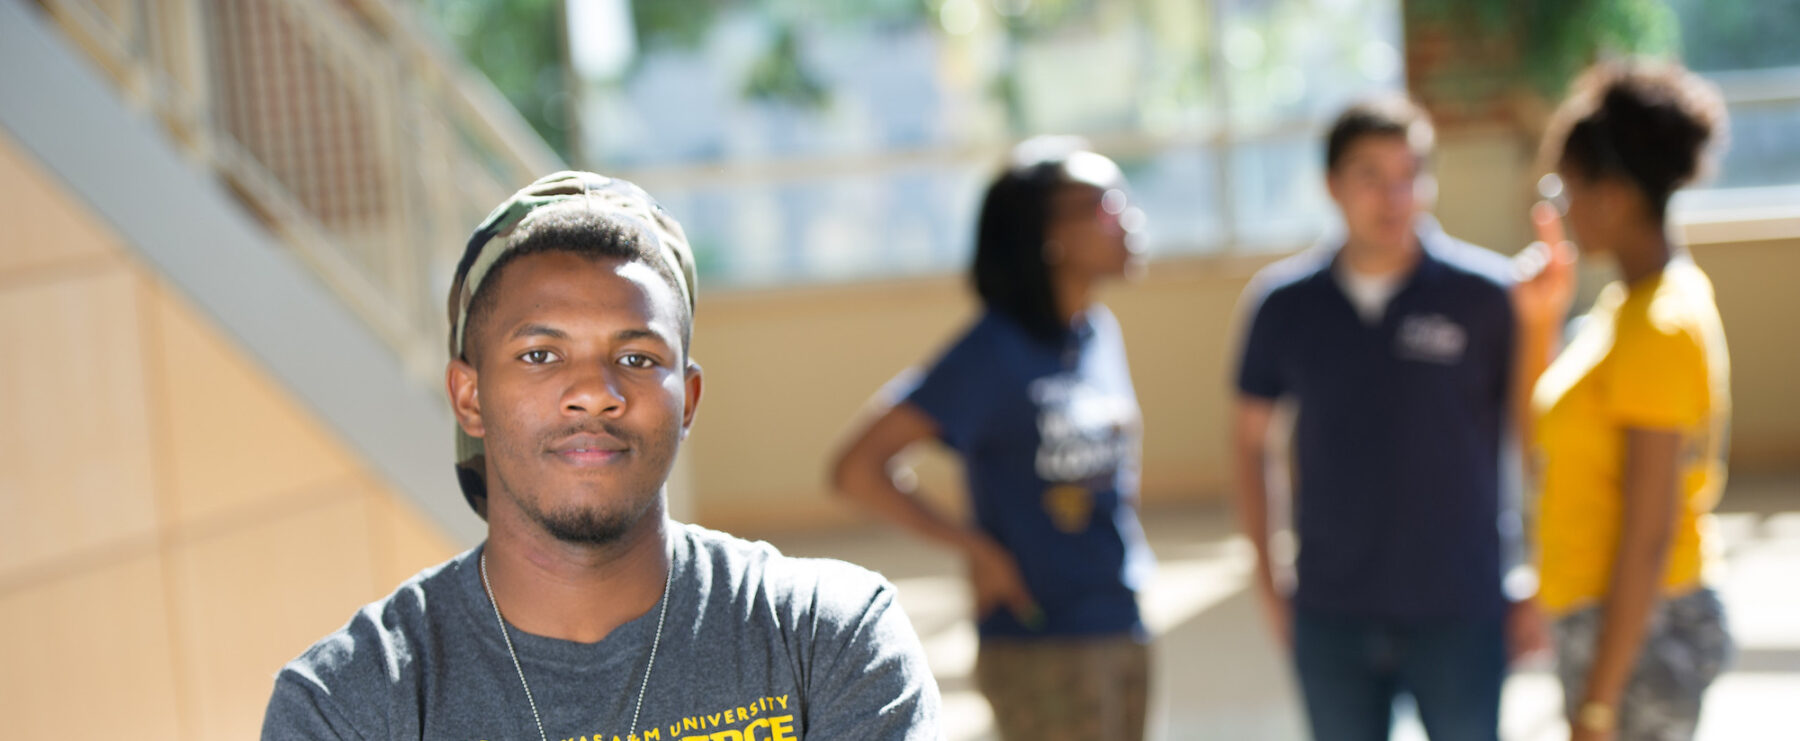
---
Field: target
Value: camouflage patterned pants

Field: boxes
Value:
[975,634,1151,741]
[1553,587,1733,741]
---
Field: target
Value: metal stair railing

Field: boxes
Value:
[32,0,563,382]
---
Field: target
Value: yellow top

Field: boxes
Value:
[1531,259,1730,614]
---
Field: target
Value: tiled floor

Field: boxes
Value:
[763,475,1800,740]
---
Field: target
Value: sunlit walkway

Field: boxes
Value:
[765,475,1800,740]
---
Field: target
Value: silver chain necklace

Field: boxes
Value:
[479,548,674,741]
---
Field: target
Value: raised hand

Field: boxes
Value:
[1512,201,1579,331]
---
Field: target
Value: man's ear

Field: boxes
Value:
[680,360,704,439]
[1413,171,1439,211]
[447,358,485,439]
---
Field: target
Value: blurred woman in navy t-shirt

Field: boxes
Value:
[831,136,1156,741]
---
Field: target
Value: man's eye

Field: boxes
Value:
[621,353,657,369]
[520,349,558,365]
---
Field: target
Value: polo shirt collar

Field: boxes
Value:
[1312,214,1452,290]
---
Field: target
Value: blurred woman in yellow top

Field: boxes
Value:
[1513,60,1733,741]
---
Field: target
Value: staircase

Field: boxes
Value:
[1,0,566,543]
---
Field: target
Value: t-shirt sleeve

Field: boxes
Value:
[1235,283,1287,400]
[900,327,995,451]
[261,665,363,741]
[1604,305,1709,430]
[799,566,943,740]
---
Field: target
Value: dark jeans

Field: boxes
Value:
[1293,608,1506,741]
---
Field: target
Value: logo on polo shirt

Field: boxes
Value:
[1395,313,1467,365]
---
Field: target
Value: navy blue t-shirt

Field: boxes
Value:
[1236,225,1516,621]
[900,307,1153,639]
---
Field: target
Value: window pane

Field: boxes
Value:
[1710,95,1800,189]
[1670,0,1800,191]
[1669,0,1800,73]
[1121,146,1226,256]
[563,0,1400,286]
[653,160,988,288]
[1222,0,1404,134]
[1230,132,1333,251]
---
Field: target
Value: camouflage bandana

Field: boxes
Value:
[446,171,697,519]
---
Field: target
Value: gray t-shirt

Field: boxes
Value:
[262,522,941,740]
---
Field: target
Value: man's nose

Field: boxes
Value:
[562,362,625,417]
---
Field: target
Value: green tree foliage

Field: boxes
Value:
[419,0,942,152]
[420,0,570,158]
[741,26,828,108]
[1410,0,1680,98]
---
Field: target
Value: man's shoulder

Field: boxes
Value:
[276,551,469,692]
[673,527,938,738]
[680,523,897,619]
[1247,246,1334,302]
[263,552,472,738]
[1426,232,1515,297]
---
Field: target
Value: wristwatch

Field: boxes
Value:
[1577,701,1616,732]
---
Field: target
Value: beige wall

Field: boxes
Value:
[685,254,1283,536]
[0,131,457,740]
[686,209,1800,538]
[1685,231,1800,466]
[1432,127,1537,255]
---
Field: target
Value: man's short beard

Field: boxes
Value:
[486,416,679,547]
[537,507,631,545]
[532,496,656,546]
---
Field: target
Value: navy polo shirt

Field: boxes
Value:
[1236,224,1516,621]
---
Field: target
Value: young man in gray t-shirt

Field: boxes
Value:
[261,172,941,741]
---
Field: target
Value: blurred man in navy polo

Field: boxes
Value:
[1230,97,1544,741]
